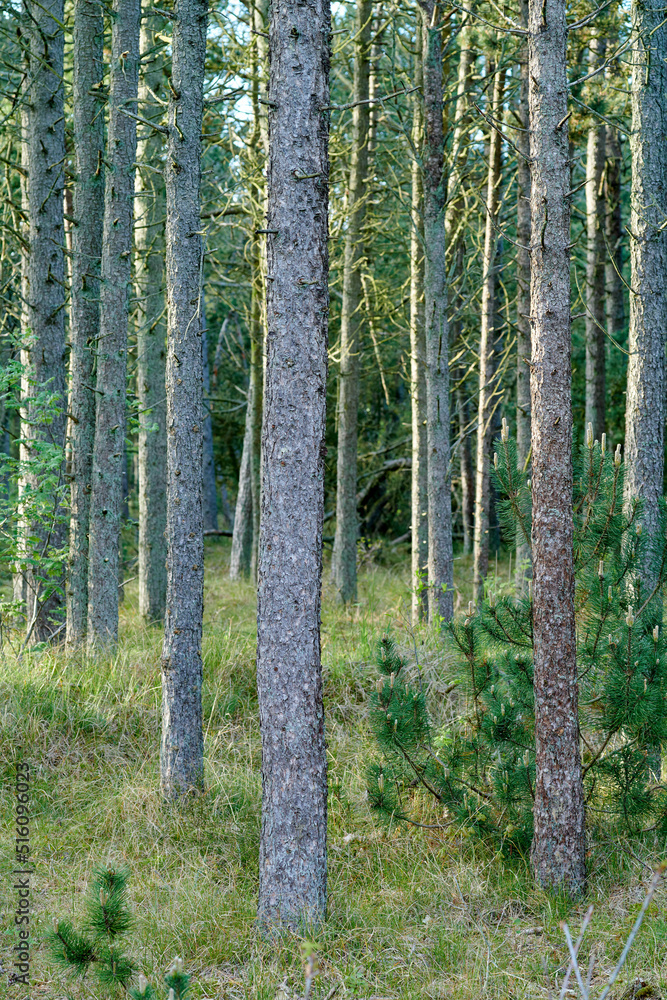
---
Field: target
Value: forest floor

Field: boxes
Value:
[0,540,666,1000]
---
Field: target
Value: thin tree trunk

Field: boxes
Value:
[472,67,505,603]
[87,0,140,645]
[19,0,67,642]
[528,0,586,895]
[410,85,428,622]
[584,37,607,441]
[421,0,454,623]
[201,296,219,531]
[456,383,474,555]
[229,382,254,579]
[333,0,372,604]
[624,0,666,603]
[604,127,624,353]
[160,0,207,799]
[256,0,330,930]
[66,0,104,644]
[515,0,532,593]
[136,15,167,622]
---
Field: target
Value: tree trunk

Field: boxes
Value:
[333,0,372,604]
[19,0,67,642]
[229,382,254,579]
[136,16,168,623]
[528,0,586,895]
[472,66,505,603]
[201,296,219,532]
[410,85,428,622]
[256,0,330,931]
[87,0,140,645]
[515,0,532,594]
[160,0,207,799]
[584,38,607,441]
[624,0,666,602]
[421,0,454,623]
[604,127,624,354]
[456,383,474,555]
[66,0,105,645]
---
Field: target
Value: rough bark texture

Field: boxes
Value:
[66,0,104,644]
[201,297,219,532]
[604,127,624,353]
[584,38,606,440]
[515,0,532,593]
[421,1,454,623]
[624,0,666,597]
[332,0,372,604]
[160,0,207,799]
[136,17,168,622]
[528,0,586,895]
[20,0,67,642]
[410,86,428,622]
[87,0,140,645]
[256,0,330,931]
[473,67,504,602]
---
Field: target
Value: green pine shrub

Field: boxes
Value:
[367,425,667,853]
[48,865,191,998]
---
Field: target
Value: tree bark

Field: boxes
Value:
[624,0,666,600]
[256,0,330,931]
[135,16,168,622]
[229,373,254,579]
[473,66,505,603]
[515,0,532,593]
[528,0,586,895]
[584,37,607,441]
[19,0,67,642]
[66,0,105,644]
[160,0,207,799]
[332,0,372,604]
[201,296,219,532]
[421,0,454,623]
[604,127,624,355]
[87,0,140,645]
[410,84,428,622]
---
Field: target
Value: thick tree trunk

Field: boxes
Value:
[87,0,140,645]
[201,297,219,532]
[66,0,104,645]
[410,87,428,622]
[515,0,532,593]
[136,16,168,622]
[421,1,454,623]
[528,0,586,895]
[19,0,66,642]
[229,383,254,579]
[160,0,207,799]
[624,0,666,601]
[584,38,606,441]
[473,67,505,603]
[333,0,372,604]
[604,127,624,351]
[256,0,330,930]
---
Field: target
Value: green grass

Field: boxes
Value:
[1,540,666,999]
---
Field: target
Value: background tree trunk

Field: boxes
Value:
[473,66,504,602]
[160,0,207,799]
[19,0,66,642]
[229,386,254,579]
[256,0,330,930]
[136,15,168,622]
[66,0,105,645]
[87,0,140,645]
[201,296,219,532]
[624,0,666,601]
[528,0,586,895]
[604,126,624,355]
[421,0,454,623]
[333,0,372,604]
[584,37,607,441]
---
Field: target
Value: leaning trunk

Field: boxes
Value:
[256,0,330,930]
[87,0,140,645]
[332,0,372,604]
[160,0,208,799]
[66,0,105,644]
[584,37,606,441]
[229,382,254,579]
[528,0,586,894]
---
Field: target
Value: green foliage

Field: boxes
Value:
[367,432,667,852]
[48,864,191,998]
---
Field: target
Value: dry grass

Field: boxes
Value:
[0,539,666,1000]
